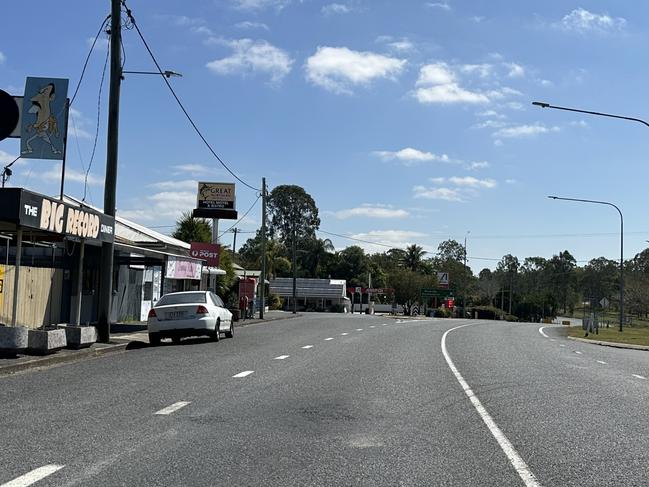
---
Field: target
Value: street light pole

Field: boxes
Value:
[532,101,649,128]
[463,230,470,318]
[548,196,624,332]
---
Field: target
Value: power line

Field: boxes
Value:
[218,196,261,239]
[120,1,260,193]
[70,14,111,107]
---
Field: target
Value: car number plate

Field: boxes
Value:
[166,311,187,320]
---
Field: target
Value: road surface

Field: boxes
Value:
[1,314,649,486]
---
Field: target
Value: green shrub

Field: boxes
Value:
[434,308,452,318]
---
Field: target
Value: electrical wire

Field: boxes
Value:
[70,14,111,107]
[218,196,261,239]
[83,36,110,202]
[68,112,94,204]
[120,1,260,192]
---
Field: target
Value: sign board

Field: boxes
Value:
[446,298,455,309]
[600,297,610,308]
[420,287,453,298]
[166,256,202,280]
[437,272,449,288]
[9,96,23,138]
[197,182,235,210]
[0,188,114,243]
[20,77,69,160]
[366,288,393,294]
[0,90,19,141]
[190,242,221,267]
[355,286,362,293]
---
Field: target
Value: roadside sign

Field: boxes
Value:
[600,297,609,308]
[421,288,453,298]
[190,242,221,267]
[0,90,19,141]
[437,272,449,288]
[197,182,236,210]
[355,286,362,293]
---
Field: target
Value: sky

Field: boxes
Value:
[1,0,648,272]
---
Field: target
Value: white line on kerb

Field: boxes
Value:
[154,401,191,415]
[302,345,314,349]
[596,360,607,365]
[324,338,334,341]
[538,327,549,338]
[632,374,647,380]
[274,355,290,360]
[232,370,254,378]
[442,324,542,487]
[0,465,65,487]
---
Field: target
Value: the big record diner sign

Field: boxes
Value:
[0,188,114,243]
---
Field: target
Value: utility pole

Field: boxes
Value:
[259,177,266,319]
[97,0,122,343]
[292,222,297,314]
[231,228,238,255]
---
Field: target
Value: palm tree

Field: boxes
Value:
[171,211,211,243]
[403,244,426,272]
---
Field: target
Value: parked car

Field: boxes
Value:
[147,291,233,345]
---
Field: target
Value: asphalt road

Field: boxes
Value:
[2,314,649,486]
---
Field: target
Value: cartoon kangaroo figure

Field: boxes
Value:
[22,83,61,155]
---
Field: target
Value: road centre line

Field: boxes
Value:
[324,338,334,341]
[442,324,542,487]
[0,465,65,487]
[574,351,583,355]
[559,344,566,347]
[356,328,363,331]
[232,370,254,378]
[274,355,290,360]
[369,325,375,328]
[632,374,647,380]
[596,360,607,365]
[154,401,191,415]
[538,327,549,338]
[341,333,349,336]
[302,345,314,349]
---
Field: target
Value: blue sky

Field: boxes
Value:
[1,1,648,271]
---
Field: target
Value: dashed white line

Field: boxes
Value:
[538,327,549,338]
[232,370,254,378]
[0,465,65,487]
[369,325,376,328]
[559,344,566,347]
[632,374,647,380]
[324,338,334,341]
[442,324,541,487]
[341,332,349,336]
[356,328,363,331]
[382,323,388,326]
[574,351,583,355]
[302,345,314,349]
[596,360,607,365]
[274,355,290,360]
[154,401,191,415]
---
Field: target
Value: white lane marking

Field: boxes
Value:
[154,401,191,415]
[369,325,376,328]
[0,465,65,487]
[596,360,607,365]
[538,327,549,338]
[302,345,314,349]
[442,324,542,487]
[559,344,566,347]
[232,370,254,378]
[382,323,388,326]
[324,338,334,341]
[341,333,349,336]
[632,374,647,380]
[550,339,555,342]
[274,355,290,360]
[574,351,583,355]
[356,328,363,331]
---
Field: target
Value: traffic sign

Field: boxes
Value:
[0,89,19,142]
[600,297,610,308]
[437,272,449,288]
[421,288,453,298]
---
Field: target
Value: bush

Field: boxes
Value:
[329,303,345,313]
[269,295,283,310]
[505,314,519,322]
[434,307,452,318]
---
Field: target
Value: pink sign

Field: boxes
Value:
[166,256,202,280]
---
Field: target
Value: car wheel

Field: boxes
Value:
[171,336,181,345]
[225,322,234,339]
[148,333,161,346]
[212,318,220,342]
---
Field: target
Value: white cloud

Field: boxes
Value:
[206,39,293,83]
[86,36,109,51]
[448,176,496,188]
[192,26,215,36]
[235,21,270,31]
[170,15,205,26]
[414,63,489,104]
[373,147,450,165]
[348,229,427,253]
[493,123,559,138]
[474,119,507,129]
[305,46,406,94]
[467,161,489,170]
[505,62,525,78]
[505,179,517,184]
[459,63,493,78]
[322,3,351,15]
[0,150,17,164]
[171,163,213,176]
[0,51,5,64]
[375,36,416,53]
[149,180,198,191]
[570,120,589,128]
[231,0,291,10]
[560,8,626,34]
[413,185,464,202]
[68,108,93,140]
[119,190,196,222]
[476,110,505,119]
[426,2,451,11]
[334,204,409,219]
[41,163,103,186]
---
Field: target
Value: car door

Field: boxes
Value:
[209,292,226,330]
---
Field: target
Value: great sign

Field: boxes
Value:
[197,182,236,210]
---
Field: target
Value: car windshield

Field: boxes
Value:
[156,292,206,306]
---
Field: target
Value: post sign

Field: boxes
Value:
[197,182,235,210]
[437,272,449,288]
[0,265,4,313]
[190,242,221,267]
[20,77,69,160]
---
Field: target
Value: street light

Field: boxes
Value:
[463,230,470,318]
[548,196,624,332]
[532,101,649,128]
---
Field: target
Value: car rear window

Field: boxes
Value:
[156,292,206,306]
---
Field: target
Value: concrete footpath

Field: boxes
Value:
[0,311,299,376]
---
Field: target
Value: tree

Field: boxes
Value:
[437,239,466,263]
[267,185,320,245]
[388,270,436,315]
[299,238,335,277]
[403,244,426,272]
[171,212,211,244]
[496,254,519,314]
[333,245,370,286]
[547,250,576,313]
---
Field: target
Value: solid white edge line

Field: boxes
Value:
[441,324,542,487]
[232,370,254,378]
[1,465,65,487]
[538,327,549,338]
[154,401,191,415]
[632,374,647,380]
[274,355,290,360]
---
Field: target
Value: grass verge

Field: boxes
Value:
[567,325,649,347]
